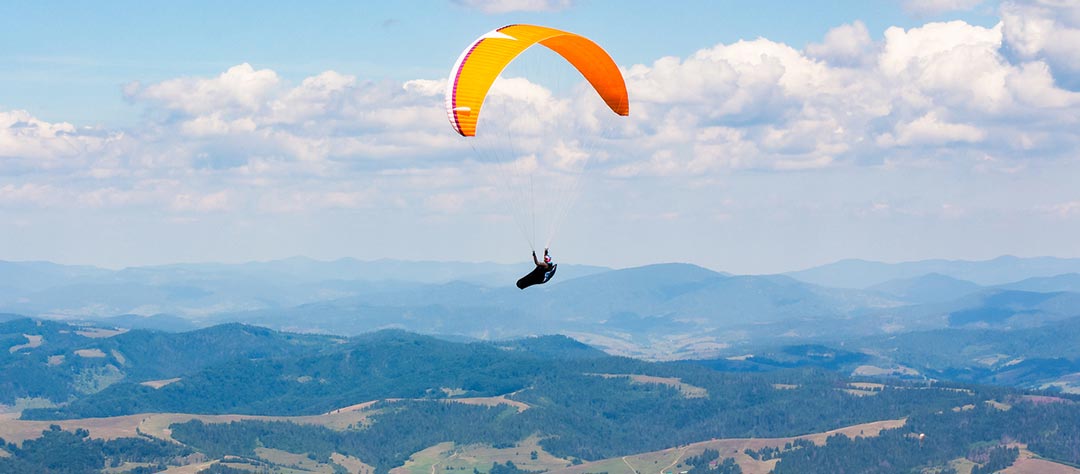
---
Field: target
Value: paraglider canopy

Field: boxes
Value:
[444,23,630,256]
[446,24,629,137]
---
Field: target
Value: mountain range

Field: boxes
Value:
[2,255,1079,362]
[786,255,1080,288]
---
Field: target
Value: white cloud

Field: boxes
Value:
[180,114,258,136]
[1001,0,1080,84]
[877,111,986,146]
[806,21,876,67]
[126,63,281,116]
[618,38,852,172]
[268,71,356,124]
[878,21,1010,111]
[774,155,835,170]
[451,0,573,14]
[6,6,1080,236]
[1006,61,1080,107]
[0,110,116,168]
[612,16,1077,176]
[402,79,444,97]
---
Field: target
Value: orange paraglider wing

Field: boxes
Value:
[445,24,629,137]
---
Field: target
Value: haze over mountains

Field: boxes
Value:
[3,256,1080,360]
[0,258,610,319]
[786,255,1080,288]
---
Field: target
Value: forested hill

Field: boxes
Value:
[4,319,1080,474]
[1,318,339,406]
[2,318,604,412]
[23,328,824,419]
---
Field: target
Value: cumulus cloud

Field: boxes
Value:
[878,21,1011,111]
[610,14,1080,176]
[5,4,1080,226]
[451,0,573,14]
[615,37,858,172]
[877,111,986,146]
[126,63,281,116]
[268,70,356,124]
[806,21,876,67]
[1001,0,1080,86]
[0,110,118,169]
[2,64,460,217]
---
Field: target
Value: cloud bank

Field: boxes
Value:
[3,4,1080,269]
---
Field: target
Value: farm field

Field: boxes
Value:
[0,395,532,446]
[550,419,908,474]
[1,410,932,473]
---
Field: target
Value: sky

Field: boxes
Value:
[1,0,1079,274]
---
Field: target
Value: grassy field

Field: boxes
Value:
[548,419,909,474]
[140,377,182,389]
[0,413,149,446]
[0,411,908,473]
[331,452,375,474]
[439,395,531,412]
[157,460,217,473]
[103,461,157,473]
[391,435,573,474]
[0,396,533,473]
[136,409,376,443]
[587,373,709,398]
[255,447,338,473]
[11,400,1074,474]
[7,334,43,353]
[391,441,455,474]
[1002,446,1080,474]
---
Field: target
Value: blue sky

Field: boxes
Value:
[2,0,1079,273]
[1,0,1002,125]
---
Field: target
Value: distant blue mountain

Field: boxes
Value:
[787,255,1080,288]
[845,315,1080,388]
[5,256,1080,359]
[537,267,887,326]
[997,273,1080,293]
[846,287,1080,336]
[123,257,610,287]
[0,257,611,318]
[0,260,111,292]
[867,273,983,304]
[212,262,899,353]
[95,314,200,332]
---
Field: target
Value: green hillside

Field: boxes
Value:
[0,318,335,406]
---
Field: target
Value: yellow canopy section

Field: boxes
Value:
[446,24,630,137]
